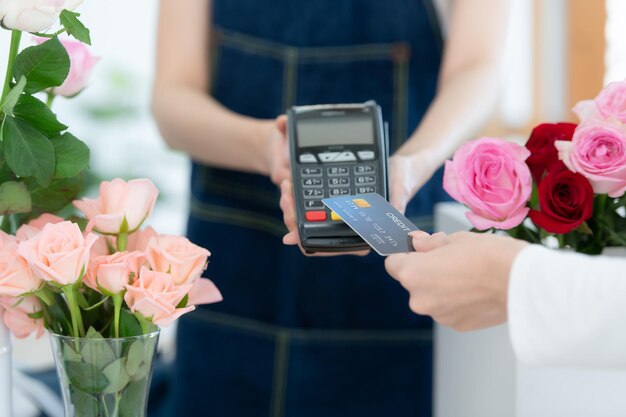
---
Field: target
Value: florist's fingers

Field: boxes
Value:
[275,114,287,135]
[410,231,448,252]
[280,180,301,246]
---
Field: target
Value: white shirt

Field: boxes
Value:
[508,245,626,367]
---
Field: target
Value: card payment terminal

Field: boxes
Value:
[287,101,389,253]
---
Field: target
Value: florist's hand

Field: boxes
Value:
[280,180,370,257]
[265,115,291,186]
[388,150,437,214]
[385,231,528,331]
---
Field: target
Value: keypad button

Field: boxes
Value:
[304,200,324,210]
[327,166,349,176]
[334,151,357,162]
[303,189,324,199]
[358,150,375,161]
[357,186,376,194]
[302,178,323,188]
[328,177,350,187]
[354,165,376,174]
[305,211,327,222]
[299,153,317,163]
[329,188,350,196]
[355,175,376,185]
[318,152,341,163]
[301,167,322,177]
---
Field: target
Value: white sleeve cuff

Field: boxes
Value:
[508,245,626,368]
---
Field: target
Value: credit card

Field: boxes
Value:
[322,193,419,255]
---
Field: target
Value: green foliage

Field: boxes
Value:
[28,175,83,215]
[60,10,92,45]
[13,37,70,94]
[13,94,67,135]
[2,117,55,186]
[0,76,26,115]
[0,181,31,214]
[52,132,90,178]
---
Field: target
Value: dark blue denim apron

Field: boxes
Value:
[173,1,450,416]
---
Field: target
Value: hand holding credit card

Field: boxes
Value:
[322,193,419,255]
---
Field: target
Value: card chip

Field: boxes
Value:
[352,199,371,208]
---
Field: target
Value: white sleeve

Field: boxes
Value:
[508,245,626,367]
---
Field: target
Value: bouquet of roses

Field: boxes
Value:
[0,3,222,414]
[0,178,222,340]
[443,80,626,254]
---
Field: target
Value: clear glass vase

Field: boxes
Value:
[50,330,159,417]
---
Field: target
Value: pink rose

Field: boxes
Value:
[0,296,44,339]
[73,178,159,235]
[16,213,64,241]
[574,80,626,124]
[0,231,41,297]
[86,251,145,294]
[556,121,626,197]
[18,221,98,286]
[34,37,99,97]
[145,235,210,285]
[443,138,532,230]
[124,267,194,327]
[0,0,83,32]
[127,226,158,252]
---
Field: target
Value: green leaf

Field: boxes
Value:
[63,344,83,362]
[1,76,26,115]
[81,335,116,371]
[13,95,67,135]
[2,117,55,186]
[68,387,100,417]
[124,340,144,377]
[13,37,70,94]
[103,358,130,394]
[60,10,92,45]
[29,175,82,214]
[120,379,149,417]
[52,132,90,178]
[47,297,72,335]
[66,361,109,394]
[0,181,31,214]
[175,294,189,309]
[118,309,142,338]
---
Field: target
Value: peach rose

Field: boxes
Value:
[73,178,159,235]
[124,267,194,327]
[0,231,41,297]
[15,213,64,241]
[86,251,145,294]
[0,296,44,339]
[18,221,98,286]
[127,226,158,252]
[187,278,222,306]
[145,235,210,285]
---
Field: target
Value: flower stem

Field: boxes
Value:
[63,285,85,338]
[1,30,22,105]
[46,92,55,108]
[117,232,128,252]
[112,293,123,338]
[35,286,56,307]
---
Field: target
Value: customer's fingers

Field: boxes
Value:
[410,231,448,252]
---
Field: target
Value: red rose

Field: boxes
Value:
[529,169,594,234]
[525,123,577,182]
